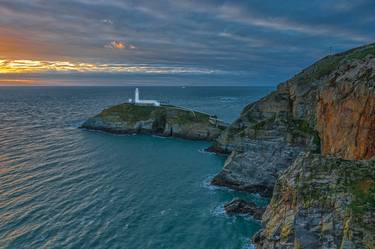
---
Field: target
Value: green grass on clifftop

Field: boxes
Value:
[98,103,212,125]
[99,103,159,123]
[291,43,375,84]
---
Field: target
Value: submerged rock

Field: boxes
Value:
[253,153,375,249]
[81,103,227,140]
[224,199,265,220]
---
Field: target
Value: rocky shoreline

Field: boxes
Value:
[212,43,374,248]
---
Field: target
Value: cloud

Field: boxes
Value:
[0,0,374,85]
[128,44,136,49]
[218,32,267,48]
[104,40,136,50]
[101,19,113,25]
[215,4,371,42]
[105,40,125,49]
[0,59,220,74]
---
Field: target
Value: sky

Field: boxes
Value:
[0,0,374,86]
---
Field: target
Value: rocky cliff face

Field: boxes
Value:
[211,43,375,197]
[210,83,320,196]
[208,43,375,248]
[81,103,226,140]
[317,57,375,160]
[253,153,375,249]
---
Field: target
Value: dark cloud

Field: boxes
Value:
[0,0,374,85]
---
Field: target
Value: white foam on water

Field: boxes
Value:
[151,135,168,139]
[240,237,256,249]
[220,97,239,103]
[242,241,256,249]
[67,120,86,129]
[211,204,226,217]
[198,148,216,155]
[201,175,222,191]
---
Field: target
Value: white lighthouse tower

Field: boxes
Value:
[135,88,140,103]
[133,88,160,106]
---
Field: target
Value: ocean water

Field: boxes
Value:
[0,86,272,249]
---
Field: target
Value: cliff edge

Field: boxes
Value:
[211,43,375,197]
[207,43,375,248]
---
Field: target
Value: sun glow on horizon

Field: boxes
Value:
[0,59,218,74]
[0,79,39,84]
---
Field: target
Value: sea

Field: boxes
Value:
[0,86,273,249]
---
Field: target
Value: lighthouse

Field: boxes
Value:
[135,88,140,103]
[132,88,160,106]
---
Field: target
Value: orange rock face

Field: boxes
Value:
[317,59,375,160]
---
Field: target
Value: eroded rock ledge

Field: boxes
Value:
[81,103,227,141]
[224,198,266,220]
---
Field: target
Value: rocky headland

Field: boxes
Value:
[81,103,227,140]
[81,43,375,249]
[211,43,375,198]
[209,43,375,248]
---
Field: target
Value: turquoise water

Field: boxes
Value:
[0,86,271,249]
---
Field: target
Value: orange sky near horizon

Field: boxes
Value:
[0,27,135,79]
[1,0,373,87]
[0,27,79,82]
[0,27,216,79]
[0,27,63,60]
[0,79,40,85]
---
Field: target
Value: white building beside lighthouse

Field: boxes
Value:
[132,88,160,106]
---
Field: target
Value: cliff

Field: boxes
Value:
[211,43,375,197]
[253,153,375,249]
[317,58,375,160]
[81,103,226,140]
[207,43,375,248]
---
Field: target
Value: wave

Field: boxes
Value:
[197,148,216,155]
[211,204,226,217]
[220,97,239,103]
[241,238,256,249]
